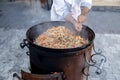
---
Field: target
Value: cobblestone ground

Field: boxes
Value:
[0,2,120,80]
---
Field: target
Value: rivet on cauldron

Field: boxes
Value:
[75,51,83,56]
[66,63,71,67]
[75,53,79,56]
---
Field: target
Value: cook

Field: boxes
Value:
[50,0,92,31]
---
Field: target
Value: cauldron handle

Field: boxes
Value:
[20,39,29,48]
[20,39,30,56]
[83,45,107,76]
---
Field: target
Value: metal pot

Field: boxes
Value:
[20,21,95,80]
[26,21,95,54]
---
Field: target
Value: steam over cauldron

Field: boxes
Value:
[20,21,95,80]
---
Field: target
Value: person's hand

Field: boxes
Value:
[65,13,83,32]
[78,14,87,23]
[73,22,83,32]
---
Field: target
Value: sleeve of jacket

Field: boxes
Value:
[81,0,92,9]
[52,0,70,19]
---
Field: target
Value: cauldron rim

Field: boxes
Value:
[26,21,95,54]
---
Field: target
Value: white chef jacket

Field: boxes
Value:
[51,0,92,21]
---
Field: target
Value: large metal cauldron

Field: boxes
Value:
[20,21,95,80]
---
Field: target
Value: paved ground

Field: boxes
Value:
[0,1,120,80]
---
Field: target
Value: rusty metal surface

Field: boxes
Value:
[14,70,62,80]
[60,43,93,80]
[29,43,94,80]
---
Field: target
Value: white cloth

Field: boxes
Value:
[51,0,92,21]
